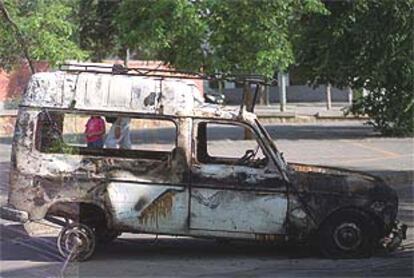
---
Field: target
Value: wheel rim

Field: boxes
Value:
[333,222,362,251]
[57,224,95,261]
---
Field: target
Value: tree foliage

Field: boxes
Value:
[0,0,87,71]
[116,0,209,70]
[295,0,414,136]
[74,0,122,62]
[116,0,325,78]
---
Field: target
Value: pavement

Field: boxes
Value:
[0,120,413,277]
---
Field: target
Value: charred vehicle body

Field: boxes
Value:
[0,64,406,261]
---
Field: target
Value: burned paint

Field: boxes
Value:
[139,191,175,225]
[191,190,224,209]
[134,197,148,212]
[107,183,187,233]
[287,163,398,238]
[190,188,287,234]
[191,163,286,191]
[254,234,283,242]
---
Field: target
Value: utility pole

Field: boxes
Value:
[347,86,353,105]
[278,72,287,112]
[326,83,332,110]
[123,48,130,67]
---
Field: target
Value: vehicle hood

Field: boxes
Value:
[286,163,399,235]
[288,163,397,200]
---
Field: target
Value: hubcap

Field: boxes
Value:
[333,223,362,251]
[57,224,95,261]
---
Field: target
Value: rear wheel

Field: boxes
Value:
[318,208,379,258]
[57,223,96,262]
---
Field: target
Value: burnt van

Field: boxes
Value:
[0,64,406,261]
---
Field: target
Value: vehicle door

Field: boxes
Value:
[190,120,288,236]
[104,116,189,234]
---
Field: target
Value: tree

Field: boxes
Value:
[295,0,414,136]
[116,0,208,69]
[116,0,325,78]
[0,0,87,72]
[116,0,325,138]
[74,0,122,62]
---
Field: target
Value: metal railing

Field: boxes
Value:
[59,63,275,86]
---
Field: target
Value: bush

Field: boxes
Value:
[350,88,413,136]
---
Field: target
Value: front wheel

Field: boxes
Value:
[318,208,379,258]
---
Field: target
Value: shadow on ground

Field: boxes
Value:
[1,234,412,277]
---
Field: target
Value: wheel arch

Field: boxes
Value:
[316,205,385,240]
[46,200,113,229]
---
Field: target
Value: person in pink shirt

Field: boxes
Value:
[85,115,106,148]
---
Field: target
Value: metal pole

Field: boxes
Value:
[278,72,286,112]
[347,86,353,105]
[326,83,332,110]
[124,48,130,67]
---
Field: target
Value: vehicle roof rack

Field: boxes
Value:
[59,63,277,113]
[59,63,275,86]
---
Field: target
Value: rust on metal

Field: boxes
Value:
[139,191,175,225]
[254,234,282,242]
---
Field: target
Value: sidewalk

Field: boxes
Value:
[230,102,368,121]
[254,102,348,116]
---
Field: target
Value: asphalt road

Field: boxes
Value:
[0,120,413,277]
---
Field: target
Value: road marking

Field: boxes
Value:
[338,153,413,165]
[331,140,404,165]
[344,141,400,158]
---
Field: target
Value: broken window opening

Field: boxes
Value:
[196,122,268,168]
[35,110,177,160]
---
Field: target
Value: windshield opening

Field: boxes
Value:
[254,119,288,172]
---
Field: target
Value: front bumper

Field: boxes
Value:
[381,221,407,251]
[0,205,29,223]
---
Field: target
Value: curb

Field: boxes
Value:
[258,114,368,124]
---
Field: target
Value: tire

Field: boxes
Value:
[57,223,96,262]
[318,208,379,259]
